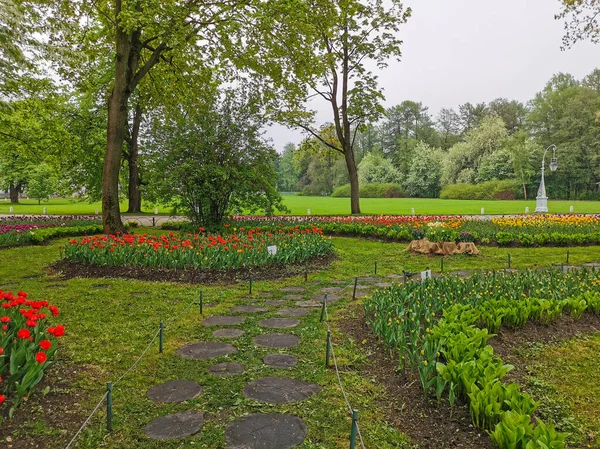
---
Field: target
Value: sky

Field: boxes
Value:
[266,0,599,152]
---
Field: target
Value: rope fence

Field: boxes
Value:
[63,290,203,449]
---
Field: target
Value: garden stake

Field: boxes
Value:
[199,291,203,315]
[325,330,331,368]
[440,257,444,272]
[106,382,113,431]
[507,254,511,269]
[249,278,253,295]
[152,217,156,227]
[159,321,164,353]
[349,409,359,449]
[320,295,328,322]
[304,262,309,282]
[352,277,358,300]
[374,261,377,275]
[567,250,570,264]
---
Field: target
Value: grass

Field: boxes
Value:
[280,195,600,216]
[2,233,600,448]
[522,335,600,449]
[0,198,169,216]
[2,195,600,216]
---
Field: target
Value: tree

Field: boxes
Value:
[245,0,411,214]
[34,0,251,233]
[381,101,438,175]
[436,108,462,151]
[276,143,301,192]
[557,0,600,48]
[458,102,489,133]
[405,142,443,197]
[146,88,284,227]
[357,152,401,185]
[27,164,58,204]
[488,98,527,134]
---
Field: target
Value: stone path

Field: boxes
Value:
[142,274,391,445]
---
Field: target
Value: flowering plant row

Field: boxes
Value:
[229,214,600,246]
[64,227,333,270]
[365,269,600,449]
[0,290,65,417]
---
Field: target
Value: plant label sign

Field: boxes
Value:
[421,269,431,280]
[267,245,277,256]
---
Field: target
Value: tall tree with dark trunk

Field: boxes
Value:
[125,103,143,213]
[239,0,410,214]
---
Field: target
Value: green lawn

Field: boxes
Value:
[2,196,599,216]
[279,195,600,216]
[1,235,600,447]
[0,198,169,215]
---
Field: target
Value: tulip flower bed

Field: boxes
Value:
[0,289,64,418]
[64,227,333,271]
[364,269,600,449]
[0,215,102,247]
[226,214,600,247]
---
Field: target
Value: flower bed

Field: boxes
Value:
[364,269,600,449]
[227,214,600,247]
[64,227,333,270]
[0,215,102,247]
[0,289,65,417]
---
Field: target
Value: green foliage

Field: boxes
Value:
[331,183,405,198]
[440,180,520,200]
[405,142,444,197]
[26,164,58,205]
[358,152,401,185]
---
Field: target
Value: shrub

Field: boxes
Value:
[440,180,520,200]
[331,183,405,198]
[496,232,515,246]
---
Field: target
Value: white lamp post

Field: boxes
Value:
[535,144,558,213]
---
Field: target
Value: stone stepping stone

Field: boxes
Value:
[209,362,245,376]
[203,316,245,326]
[295,300,321,308]
[241,297,263,303]
[264,300,286,307]
[283,294,304,300]
[257,292,273,297]
[146,380,202,403]
[212,328,245,339]
[354,291,369,298]
[145,410,204,440]
[375,282,392,288]
[358,276,381,283]
[225,413,307,449]
[45,284,67,289]
[178,341,237,360]
[254,333,300,348]
[259,318,300,329]
[280,286,306,293]
[583,262,600,268]
[243,377,321,404]
[263,354,298,369]
[387,274,403,279]
[320,287,342,294]
[276,308,310,317]
[232,305,268,314]
[449,270,470,278]
[311,294,340,303]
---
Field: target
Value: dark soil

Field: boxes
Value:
[0,361,102,449]
[50,253,335,284]
[339,307,600,449]
[339,306,496,449]
[488,312,600,384]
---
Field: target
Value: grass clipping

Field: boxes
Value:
[406,238,480,256]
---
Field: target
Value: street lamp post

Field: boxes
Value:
[535,144,558,213]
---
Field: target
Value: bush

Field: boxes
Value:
[440,180,520,200]
[330,183,405,198]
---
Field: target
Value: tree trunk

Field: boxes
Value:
[523,183,527,201]
[127,103,143,213]
[344,145,360,214]
[9,182,19,204]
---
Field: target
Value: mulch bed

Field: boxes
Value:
[50,253,336,284]
[338,308,600,449]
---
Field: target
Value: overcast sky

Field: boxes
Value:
[266,0,599,152]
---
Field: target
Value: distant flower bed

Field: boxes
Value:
[0,289,65,416]
[228,214,600,247]
[0,215,102,247]
[65,227,333,270]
